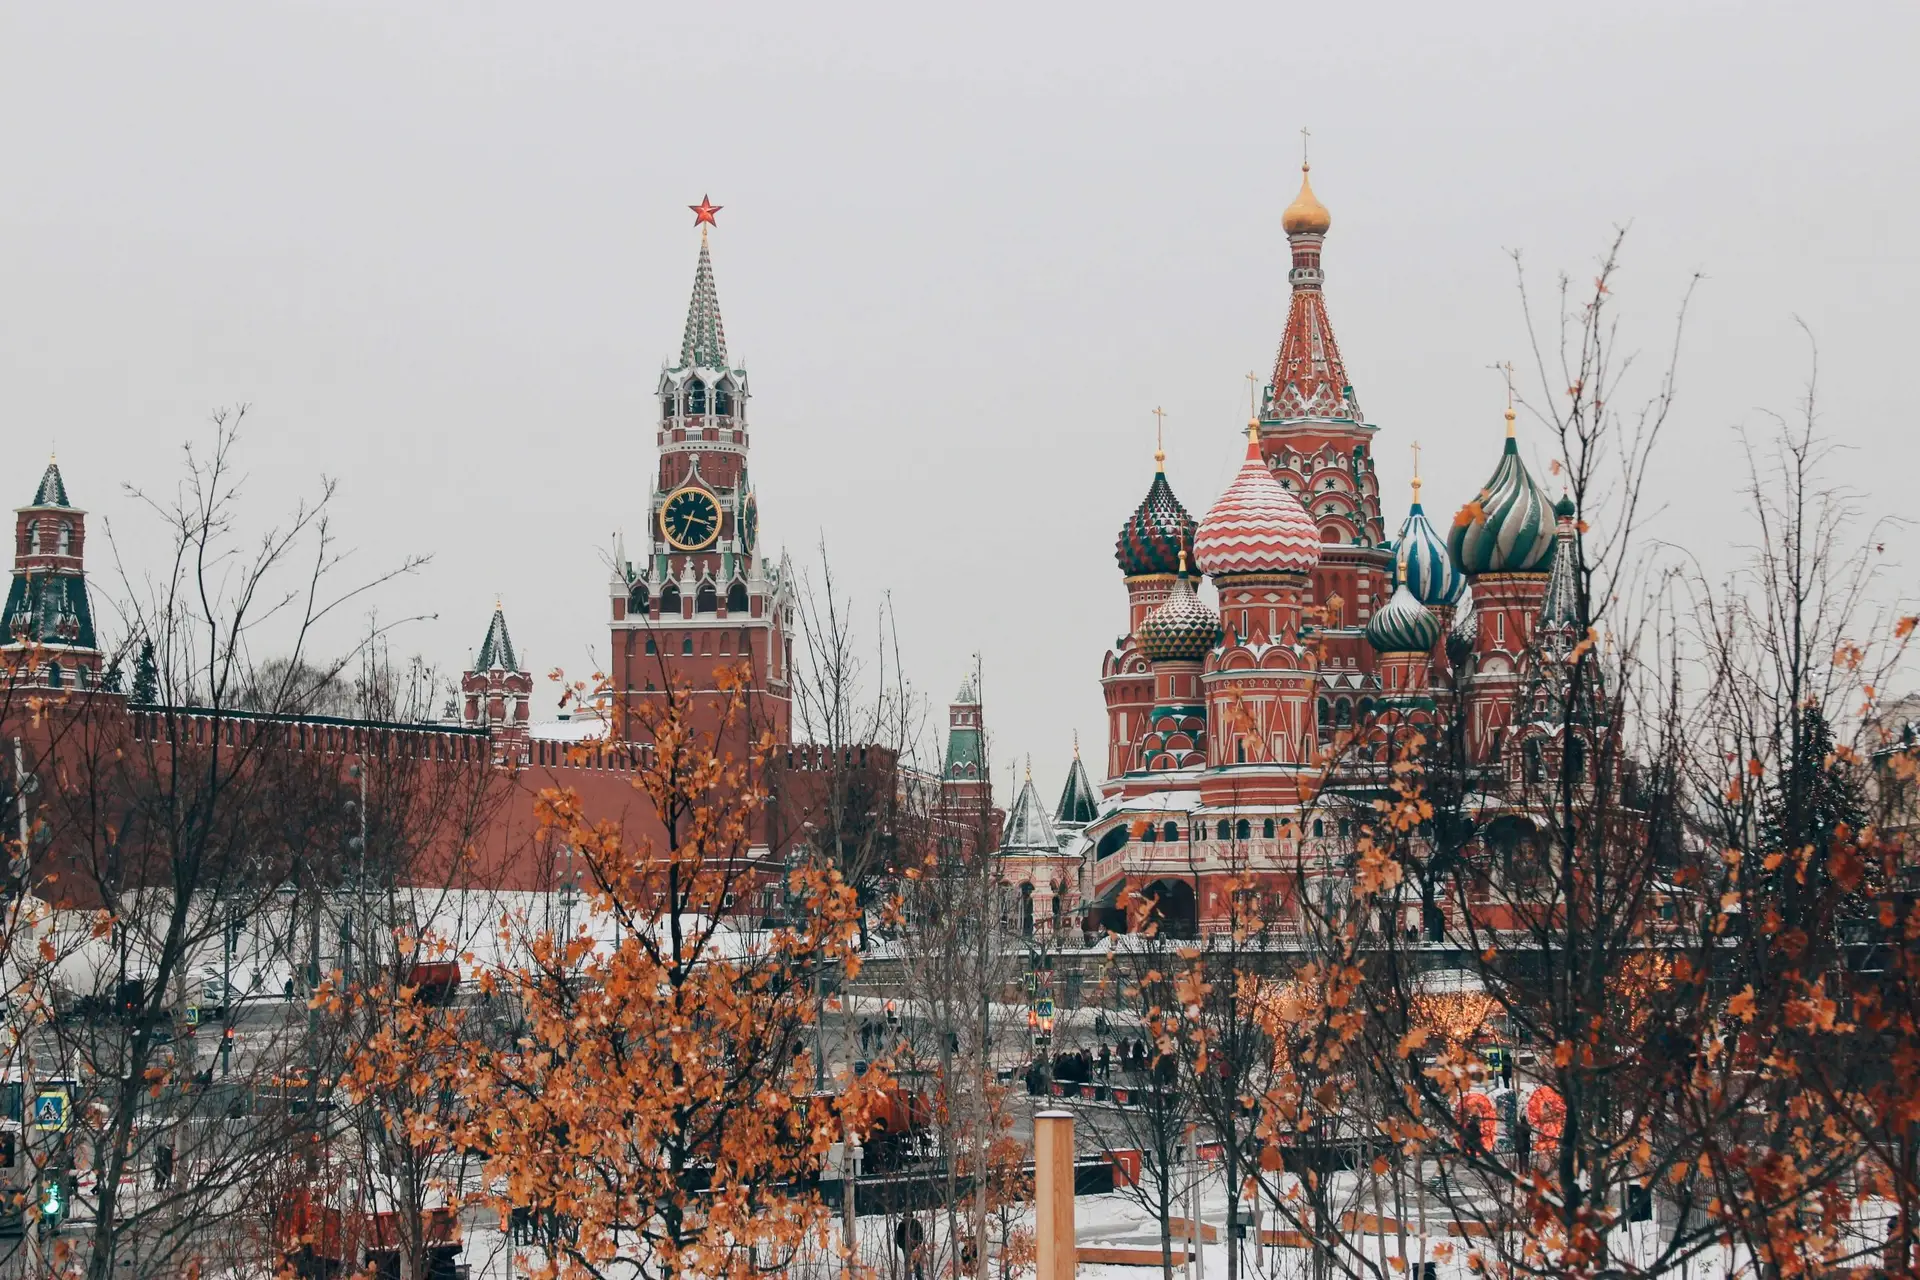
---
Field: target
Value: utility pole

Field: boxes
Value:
[13,738,42,1279]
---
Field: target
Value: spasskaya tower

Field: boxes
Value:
[609,197,793,752]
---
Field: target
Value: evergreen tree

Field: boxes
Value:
[1761,703,1867,860]
[129,639,159,704]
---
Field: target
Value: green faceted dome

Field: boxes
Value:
[1449,421,1555,576]
[1366,584,1441,654]
[1139,570,1221,662]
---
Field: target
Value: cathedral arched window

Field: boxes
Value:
[1566,736,1587,782]
[1096,828,1128,860]
[726,581,748,614]
[1236,819,1251,842]
[1334,700,1352,727]
[1263,818,1276,839]
[688,379,707,414]
[1318,697,1331,728]
[23,520,36,554]
[1524,738,1544,783]
[695,583,717,614]
[1312,818,1324,838]
[1020,884,1034,938]
[45,662,61,688]
[1162,821,1178,843]
[662,393,677,419]
[1142,823,1157,843]
[681,635,693,655]
[714,382,733,415]
[660,583,681,615]
[629,582,650,614]
[1215,820,1229,841]
[57,522,71,555]
[1357,698,1374,720]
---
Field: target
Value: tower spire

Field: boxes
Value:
[1269,151,1357,422]
[679,213,730,371]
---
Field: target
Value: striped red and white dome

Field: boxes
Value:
[1193,428,1322,578]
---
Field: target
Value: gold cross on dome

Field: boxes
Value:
[1246,370,1261,418]
[1152,406,1167,465]
[1300,126,1311,168]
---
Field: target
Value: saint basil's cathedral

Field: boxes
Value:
[980,160,1588,943]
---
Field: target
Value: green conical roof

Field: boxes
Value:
[1055,749,1099,826]
[31,463,70,508]
[679,231,730,371]
[475,605,518,671]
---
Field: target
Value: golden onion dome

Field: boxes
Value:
[1281,163,1331,236]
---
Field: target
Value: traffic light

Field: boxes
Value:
[39,1177,65,1229]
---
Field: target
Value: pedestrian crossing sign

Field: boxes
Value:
[32,1089,68,1133]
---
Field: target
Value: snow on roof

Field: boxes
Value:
[530,714,610,743]
[1104,789,1204,814]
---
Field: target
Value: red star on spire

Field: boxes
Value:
[689,195,722,227]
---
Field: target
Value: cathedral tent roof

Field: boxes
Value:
[1055,750,1099,826]
[1000,773,1057,856]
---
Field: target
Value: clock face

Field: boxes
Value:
[741,491,758,551]
[660,486,722,551]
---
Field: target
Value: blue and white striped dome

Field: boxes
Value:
[1392,489,1465,607]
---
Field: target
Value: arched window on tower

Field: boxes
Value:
[1162,821,1178,843]
[1142,823,1157,843]
[1215,820,1229,841]
[1524,737,1544,783]
[681,635,693,655]
[1020,885,1034,938]
[629,582,650,614]
[1317,698,1332,732]
[714,381,733,416]
[688,379,707,414]
[726,581,748,614]
[1236,819,1251,842]
[1263,818,1276,839]
[57,522,71,555]
[660,583,681,615]
[1566,736,1587,783]
[1334,700,1352,728]
[695,582,717,614]
[23,520,36,554]
[661,392,677,419]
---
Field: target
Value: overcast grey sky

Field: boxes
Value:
[2,2,1914,799]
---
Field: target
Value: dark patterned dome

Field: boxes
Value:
[1116,466,1196,578]
[1138,568,1220,662]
